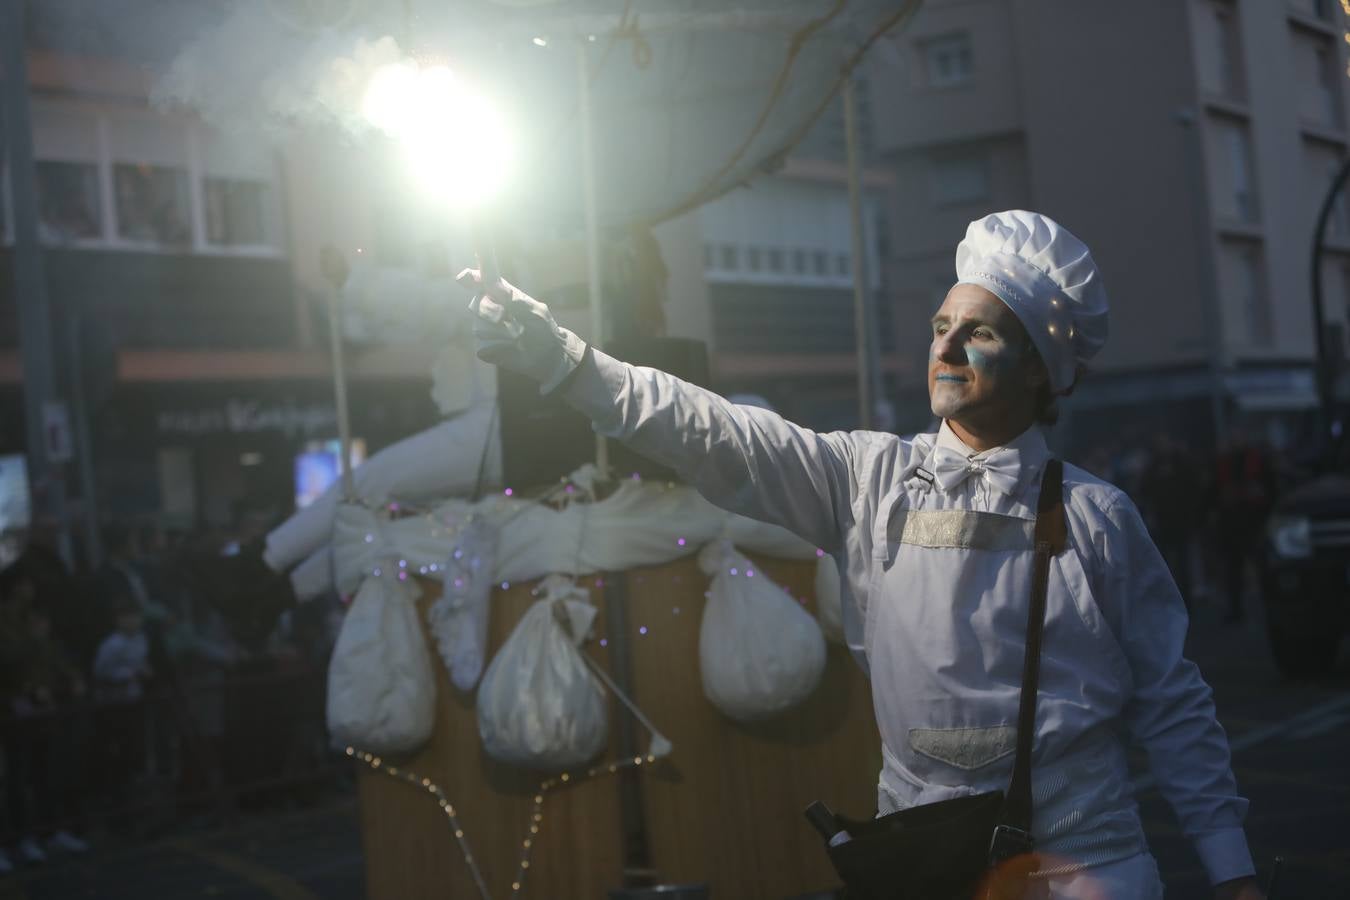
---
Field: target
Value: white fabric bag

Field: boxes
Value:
[477,575,608,770]
[326,572,436,754]
[698,539,826,721]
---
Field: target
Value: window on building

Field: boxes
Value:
[767,247,785,272]
[747,246,762,272]
[1328,163,1350,237]
[792,248,808,274]
[1213,118,1257,222]
[1198,3,1243,99]
[1315,46,1341,127]
[719,244,739,270]
[108,114,191,246]
[1292,31,1343,128]
[835,252,850,277]
[35,160,102,241]
[203,177,270,246]
[1299,0,1334,20]
[113,163,191,245]
[1224,241,1271,346]
[812,249,829,276]
[199,127,283,251]
[931,153,989,206]
[922,33,973,88]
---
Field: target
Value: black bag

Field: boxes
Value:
[812,459,1066,900]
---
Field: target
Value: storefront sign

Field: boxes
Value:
[156,398,338,438]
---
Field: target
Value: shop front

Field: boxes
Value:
[93,378,441,535]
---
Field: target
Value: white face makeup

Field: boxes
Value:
[927,284,1041,433]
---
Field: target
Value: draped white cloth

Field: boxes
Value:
[307,460,842,750]
[263,404,501,573]
[286,461,830,601]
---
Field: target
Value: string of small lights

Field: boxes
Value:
[346,746,493,900]
[347,743,663,900]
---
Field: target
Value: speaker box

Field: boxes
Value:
[497,337,711,491]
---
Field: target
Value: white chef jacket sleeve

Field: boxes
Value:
[1090,490,1255,886]
[560,347,867,553]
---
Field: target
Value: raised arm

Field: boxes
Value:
[464,270,866,552]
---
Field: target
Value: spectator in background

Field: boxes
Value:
[92,600,153,809]
[96,524,175,776]
[162,575,243,807]
[1139,433,1202,611]
[2,600,91,867]
[1211,427,1278,623]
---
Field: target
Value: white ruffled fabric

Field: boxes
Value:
[696,540,826,721]
[476,575,608,770]
[263,404,501,573]
[427,514,498,692]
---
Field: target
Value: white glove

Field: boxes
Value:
[459,268,588,395]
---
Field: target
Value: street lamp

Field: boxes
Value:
[1310,156,1350,459]
[360,61,515,211]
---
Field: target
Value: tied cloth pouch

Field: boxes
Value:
[814,459,1065,900]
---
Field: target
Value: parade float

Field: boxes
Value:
[161,1,922,895]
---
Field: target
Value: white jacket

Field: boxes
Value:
[560,347,1254,886]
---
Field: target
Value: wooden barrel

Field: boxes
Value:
[358,552,879,899]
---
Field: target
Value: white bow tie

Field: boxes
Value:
[931,445,1023,495]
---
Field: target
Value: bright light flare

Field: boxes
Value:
[361,62,514,209]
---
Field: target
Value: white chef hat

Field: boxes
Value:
[954,210,1109,393]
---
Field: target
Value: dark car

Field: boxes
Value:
[1260,471,1350,677]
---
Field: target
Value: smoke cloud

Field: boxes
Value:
[151,1,413,139]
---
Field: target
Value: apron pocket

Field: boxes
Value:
[910,725,1016,771]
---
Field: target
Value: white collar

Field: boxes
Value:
[931,420,1050,491]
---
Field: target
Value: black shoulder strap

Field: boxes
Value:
[1000,458,1065,839]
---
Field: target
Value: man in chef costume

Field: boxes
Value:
[464,210,1263,900]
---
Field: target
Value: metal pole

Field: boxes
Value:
[1,0,69,542]
[1309,155,1350,451]
[319,247,356,500]
[577,41,609,473]
[843,74,875,430]
[66,314,102,568]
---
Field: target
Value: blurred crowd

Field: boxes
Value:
[0,522,345,875]
[1079,426,1285,624]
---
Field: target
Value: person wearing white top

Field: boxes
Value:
[463,210,1263,900]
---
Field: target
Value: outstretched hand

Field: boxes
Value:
[458,268,588,394]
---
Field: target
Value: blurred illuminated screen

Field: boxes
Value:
[0,455,31,572]
[294,438,366,509]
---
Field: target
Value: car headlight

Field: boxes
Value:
[1266,515,1312,560]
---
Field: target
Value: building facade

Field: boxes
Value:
[866,0,1350,453]
[652,62,904,433]
[1,33,445,553]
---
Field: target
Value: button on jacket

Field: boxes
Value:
[561,347,1254,886]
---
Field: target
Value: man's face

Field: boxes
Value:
[928,284,1042,426]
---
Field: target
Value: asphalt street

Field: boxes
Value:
[2,595,1346,899]
[1138,598,1350,899]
